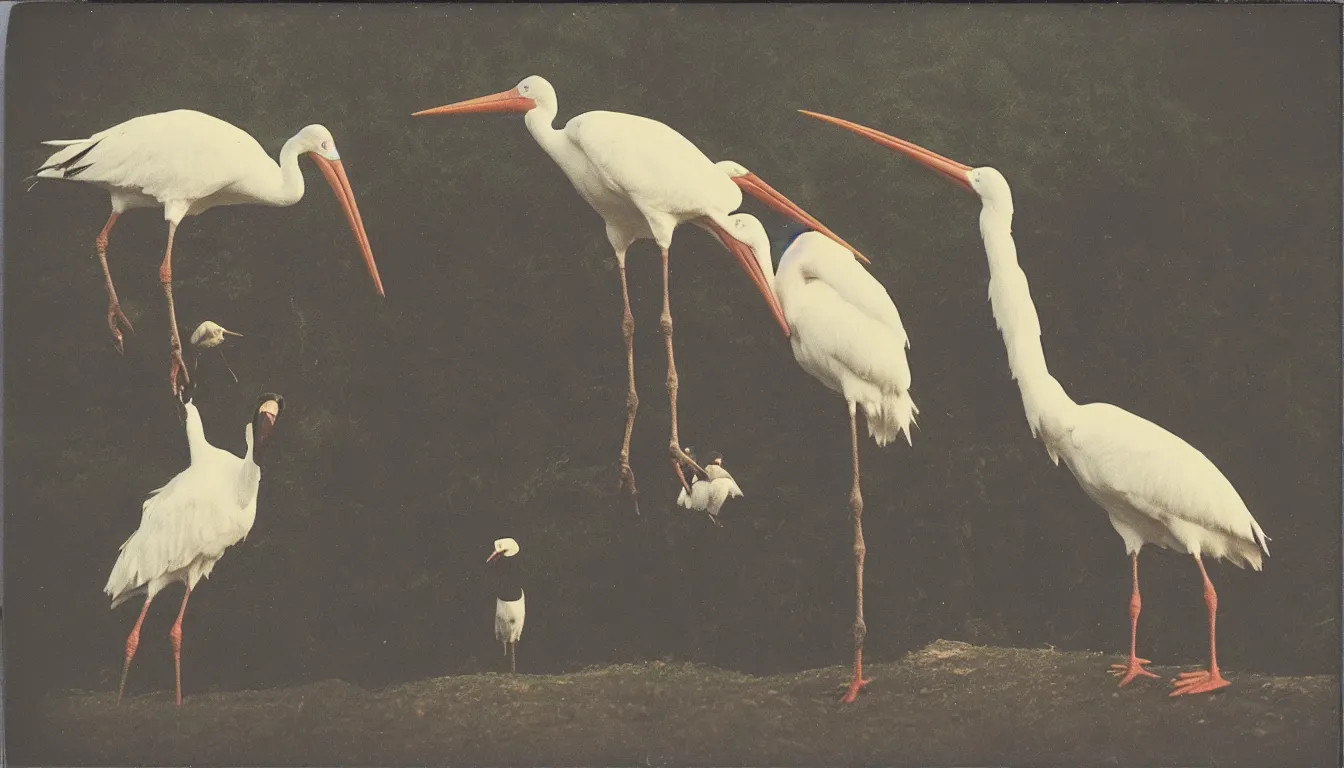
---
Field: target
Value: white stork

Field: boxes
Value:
[412,75,865,509]
[104,386,285,705]
[487,538,525,674]
[721,213,917,703]
[801,111,1270,696]
[675,450,744,527]
[30,110,384,396]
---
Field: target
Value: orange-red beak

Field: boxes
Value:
[256,400,280,445]
[731,172,870,265]
[799,110,974,192]
[308,154,385,297]
[703,220,790,338]
[486,550,502,564]
[413,88,538,118]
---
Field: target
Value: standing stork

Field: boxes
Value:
[487,538,525,674]
[104,386,285,706]
[412,76,865,508]
[720,213,918,704]
[801,111,1269,696]
[30,110,384,397]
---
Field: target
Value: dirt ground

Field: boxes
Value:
[28,640,1340,767]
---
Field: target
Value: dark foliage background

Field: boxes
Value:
[4,2,1339,744]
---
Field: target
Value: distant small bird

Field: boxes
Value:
[487,538,525,674]
[104,385,285,706]
[189,320,244,383]
[675,450,744,527]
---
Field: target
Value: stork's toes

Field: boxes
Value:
[107,302,135,354]
[1169,668,1230,696]
[1108,657,1160,686]
[169,349,191,398]
[839,677,871,704]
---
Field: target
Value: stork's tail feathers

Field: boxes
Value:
[864,391,919,448]
[676,488,692,509]
[31,137,103,185]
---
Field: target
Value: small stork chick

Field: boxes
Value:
[487,537,525,674]
[104,386,285,706]
[189,320,244,383]
[676,450,744,527]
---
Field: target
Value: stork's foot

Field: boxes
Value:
[1109,656,1160,687]
[670,443,704,492]
[169,348,191,398]
[1169,667,1230,697]
[839,676,870,704]
[618,460,640,515]
[107,301,134,354]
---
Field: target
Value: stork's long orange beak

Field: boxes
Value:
[413,88,538,117]
[309,154,385,297]
[702,220,790,338]
[486,550,502,564]
[730,172,870,265]
[799,110,975,192]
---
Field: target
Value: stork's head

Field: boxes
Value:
[706,452,724,467]
[798,110,1014,211]
[253,393,285,446]
[719,213,777,290]
[413,75,555,119]
[487,537,520,563]
[287,124,385,299]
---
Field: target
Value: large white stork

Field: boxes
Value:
[30,110,384,396]
[723,213,917,703]
[802,111,1269,696]
[104,386,285,706]
[412,76,865,509]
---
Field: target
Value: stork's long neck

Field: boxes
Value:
[978,199,1079,457]
[252,136,307,208]
[524,103,590,182]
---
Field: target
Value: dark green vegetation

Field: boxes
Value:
[35,641,1340,767]
[5,4,1341,764]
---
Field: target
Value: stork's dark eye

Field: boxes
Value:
[321,141,329,150]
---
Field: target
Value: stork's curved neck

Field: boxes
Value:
[252,137,307,208]
[977,195,1078,452]
[523,101,586,174]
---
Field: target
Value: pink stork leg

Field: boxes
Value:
[657,246,705,492]
[168,587,192,707]
[840,404,870,704]
[159,220,191,398]
[1170,555,1232,696]
[1110,552,1159,686]
[96,212,135,353]
[615,249,640,514]
[117,596,153,704]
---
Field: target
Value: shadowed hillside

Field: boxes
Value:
[36,641,1340,767]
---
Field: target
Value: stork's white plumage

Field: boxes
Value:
[803,111,1269,697]
[723,214,917,704]
[104,389,285,706]
[31,109,384,396]
[487,538,525,674]
[676,453,744,527]
[413,76,864,509]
